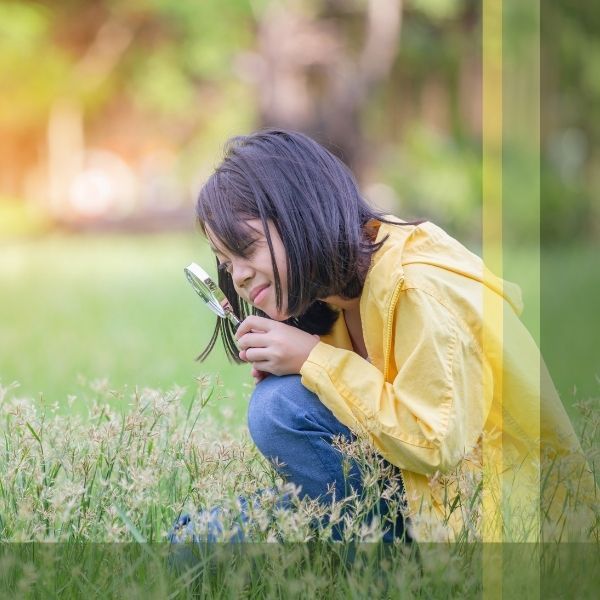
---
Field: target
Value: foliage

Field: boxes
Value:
[541,1,600,242]
[380,124,482,236]
[1,1,598,242]
[0,379,597,596]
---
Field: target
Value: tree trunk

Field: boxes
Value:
[238,0,403,178]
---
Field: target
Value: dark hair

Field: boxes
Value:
[195,129,421,363]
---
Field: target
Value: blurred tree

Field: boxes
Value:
[0,0,256,221]
[0,2,68,197]
[1,0,597,242]
[236,0,402,176]
[541,0,600,242]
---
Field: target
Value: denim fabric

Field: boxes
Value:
[169,374,409,544]
[248,374,408,542]
[169,491,291,544]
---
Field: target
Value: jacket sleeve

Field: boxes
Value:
[299,287,493,476]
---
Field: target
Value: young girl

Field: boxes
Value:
[187,129,595,543]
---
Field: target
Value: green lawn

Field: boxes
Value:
[504,240,600,411]
[0,231,254,425]
[1,232,597,425]
[540,243,600,404]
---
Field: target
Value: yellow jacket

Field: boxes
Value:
[300,218,596,542]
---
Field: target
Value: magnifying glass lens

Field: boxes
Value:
[184,263,240,329]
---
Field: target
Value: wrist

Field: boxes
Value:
[297,336,320,372]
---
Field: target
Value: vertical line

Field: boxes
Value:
[482,6,503,272]
[482,0,503,597]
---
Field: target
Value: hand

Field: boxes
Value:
[236,316,321,377]
[250,366,268,385]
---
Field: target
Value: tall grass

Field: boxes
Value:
[0,378,598,597]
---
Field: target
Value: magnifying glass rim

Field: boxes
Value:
[184,262,228,317]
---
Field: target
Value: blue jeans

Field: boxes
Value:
[171,374,409,543]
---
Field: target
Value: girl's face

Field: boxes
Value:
[205,219,290,321]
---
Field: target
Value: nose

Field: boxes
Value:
[231,258,254,289]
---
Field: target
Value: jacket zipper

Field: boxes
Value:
[383,281,402,382]
[382,280,409,519]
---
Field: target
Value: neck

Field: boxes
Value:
[321,295,360,313]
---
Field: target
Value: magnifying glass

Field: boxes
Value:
[184,262,241,330]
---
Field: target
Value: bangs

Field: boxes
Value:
[196,171,262,256]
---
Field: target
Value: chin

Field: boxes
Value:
[263,305,290,321]
[268,312,289,322]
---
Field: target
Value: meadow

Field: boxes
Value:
[0,375,597,597]
[0,231,254,425]
[1,231,597,424]
[0,232,598,596]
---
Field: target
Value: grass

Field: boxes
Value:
[0,231,598,597]
[540,242,600,402]
[1,232,598,423]
[0,379,597,597]
[0,231,254,425]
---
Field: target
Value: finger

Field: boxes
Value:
[251,366,268,379]
[244,347,270,363]
[235,315,272,339]
[237,332,270,351]
[251,360,272,374]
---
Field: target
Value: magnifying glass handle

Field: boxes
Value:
[227,313,242,352]
[227,313,241,331]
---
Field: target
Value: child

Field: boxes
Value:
[188,129,595,543]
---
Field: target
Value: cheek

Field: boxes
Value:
[232,282,243,297]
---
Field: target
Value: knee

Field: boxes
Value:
[247,374,314,456]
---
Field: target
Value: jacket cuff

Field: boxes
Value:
[299,341,334,397]
[299,341,364,433]
[301,340,335,372]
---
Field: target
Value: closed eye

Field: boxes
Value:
[240,239,257,254]
[215,239,258,275]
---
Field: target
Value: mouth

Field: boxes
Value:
[249,284,270,305]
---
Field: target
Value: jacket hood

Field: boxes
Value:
[370,218,524,316]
